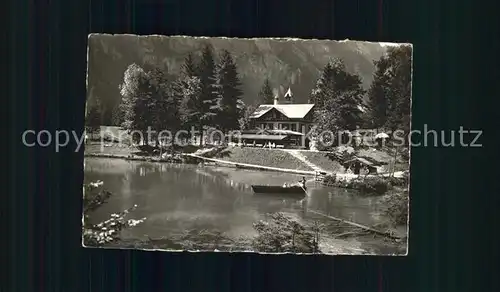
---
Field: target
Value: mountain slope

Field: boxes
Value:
[87,35,388,123]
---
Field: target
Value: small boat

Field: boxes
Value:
[251,185,306,194]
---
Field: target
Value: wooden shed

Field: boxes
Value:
[343,157,379,175]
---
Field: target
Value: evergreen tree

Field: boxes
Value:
[367,57,391,129]
[239,104,257,130]
[309,63,334,107]
[181,52,198,77]
[149,67,180,145]
[213,49,244,132]
[85,98,101,139]
[258,78,274,104]
[177,76,204,144]
[358,108,374,129]
[111,104,124,127]
[196,44,219,133]
[366,45,412,139]
[310,58,365,140]
[309,58,364,109]
[383,45,412,135]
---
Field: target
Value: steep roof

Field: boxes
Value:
[344,157,375,166]
[344,156,387,166]
[250,104,315,119]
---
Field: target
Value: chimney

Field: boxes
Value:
[273,94,279,105]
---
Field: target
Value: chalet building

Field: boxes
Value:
[343,156,388,175]
[249,88,315,133]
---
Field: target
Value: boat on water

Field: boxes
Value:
[252,177,308,197]
[251,185,306,194]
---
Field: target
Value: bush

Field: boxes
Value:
[383,190,409,225]
[400,148,410,161]
[384,176,408,187]
[174,144,200,154]
[349,176,391,195]
[136,144,157,154]
[82,181,146,246]
[252,213,321,253]
[322,174,337,185]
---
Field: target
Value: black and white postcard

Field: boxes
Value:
[83,35,412,255]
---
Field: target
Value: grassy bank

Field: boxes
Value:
[85,142,135,156]
[85,142,314,172]
[85,137,408,176]
[217,147,314,171]
[320,172,409,195]
[295,147,408,174]
[300,151,345,172]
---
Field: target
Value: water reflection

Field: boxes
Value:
[84,158,389,243]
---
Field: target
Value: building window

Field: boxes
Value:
[291,124,296,132]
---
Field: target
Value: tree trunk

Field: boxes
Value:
[392,145,398,177]
[199,124,204,147]
[158,137,162,158]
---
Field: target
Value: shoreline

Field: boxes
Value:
[84,152,406,181]
[84,152,317,175]
[84,152,182,163]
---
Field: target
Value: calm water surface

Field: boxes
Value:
[84,158,400,253]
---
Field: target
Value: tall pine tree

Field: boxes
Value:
[309,58,364,109]
[181,52,198,77]
[213,49,244,132]
[258,78,274,104]
[85,98,102,139]
[111,104,124,127]
[367,57,391,129]
[368,45,412,135]
[149,67,180,145]
[384,45,412,135]
[310,58,365,138]
[196,44,219,134]
[239,104,257,130]
[178,76,204,144]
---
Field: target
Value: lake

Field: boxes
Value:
[84,157,403,254]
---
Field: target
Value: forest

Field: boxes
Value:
[85,43,412,146]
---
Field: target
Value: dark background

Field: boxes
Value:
[6,0,496,291]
